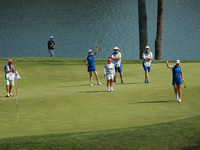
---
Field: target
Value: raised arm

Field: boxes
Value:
[166,60,173,69]
[94,44,98,56]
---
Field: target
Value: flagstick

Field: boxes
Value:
[16,79,19,122]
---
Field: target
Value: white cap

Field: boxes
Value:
[50,36,53,39]
[113,47,120,50]
[175,60,180,64]
[88,49,93,53]
[145,46,150,49]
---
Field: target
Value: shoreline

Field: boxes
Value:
[0,57,200,64]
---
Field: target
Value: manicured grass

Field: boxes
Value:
[0,116,200,150]
[0,58,199,149]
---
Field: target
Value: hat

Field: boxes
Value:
[113,47,120,50]
[50,36,53,39]
[88,49,93,53]
[108,57,112,60]
[175,60,180,64]
[8,59,13,63]
[145,46,150,49]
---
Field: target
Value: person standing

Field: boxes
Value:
[166,60,184,103]
[111,47,124,84]
[83,44,102,86]
[48,36,56,57]
[142,46,153,83]
[4,59,16,97]
[104,57,115,92]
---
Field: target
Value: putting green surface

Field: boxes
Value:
[0,58,199,140]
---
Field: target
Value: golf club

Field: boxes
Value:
[183,81,186,88]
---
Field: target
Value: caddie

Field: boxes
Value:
[4,59,16,97]
[142,46,153,83]
[111,46,124,84]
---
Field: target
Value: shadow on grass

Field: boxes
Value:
[182,144,200,150]
[58,84,90,88]
[0,96,6,98]
[128,100,177,104]
[123,82,144,85]
[78,91,107,93]
[113,82,144,85]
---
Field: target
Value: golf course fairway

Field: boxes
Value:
[0,58,199,149]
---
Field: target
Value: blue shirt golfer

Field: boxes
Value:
[166,60,184,103]
[143,46,153,83]
[84,44,102,86]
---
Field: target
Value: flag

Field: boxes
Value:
[15,70,21,80]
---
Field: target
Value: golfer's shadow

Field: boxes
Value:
[78,91,107,93]
[58,84,90,88]
[122,82,144,85]
[0,96,7,98]
[137,100,176,103]
[128,100,176,104]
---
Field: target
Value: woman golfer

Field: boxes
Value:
[143,46,153,83]
[84,44,102,86]
[104,57,115,92]
[166,60,184,103]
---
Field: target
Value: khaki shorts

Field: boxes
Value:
[106,75,114,80]
[6,80,14,86]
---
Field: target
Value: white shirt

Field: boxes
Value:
[104,63,115,75]
[111,52,121,67]
[4,64,15,80]
[143,52,153,67]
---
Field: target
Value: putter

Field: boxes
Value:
[183,81,186,88]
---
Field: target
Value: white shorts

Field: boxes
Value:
[6,80,14,86]
[106,75,114,80]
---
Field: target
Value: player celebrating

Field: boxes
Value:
[4,59,16,97]
[143,46,153,83]
[84,44,102,86]
[111,47,124,84]
[104,57,115,92]
[166,60,184,103]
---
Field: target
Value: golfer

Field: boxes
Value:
[166,60,184,103]
[142,46,153,83]
[4,59,16,97]
[104,57,115,92]
[48,36,56,57]
[111,47,124,84]
[83,44,102,86]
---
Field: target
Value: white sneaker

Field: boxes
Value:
[90,83,93,86]
[98,82,102,85]
[111,88,114,91]
[108,88,111,92]
[6,94,10,97]
[176,94,179,100]
[178,99,181,103]
[10,93,14,97]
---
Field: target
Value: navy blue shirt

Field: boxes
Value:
[48,40,55,50]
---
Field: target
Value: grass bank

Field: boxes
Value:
[0,116,200,150]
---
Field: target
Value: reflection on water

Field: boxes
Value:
[0,0,200,60]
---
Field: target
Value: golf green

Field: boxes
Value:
[0,58,199,140]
